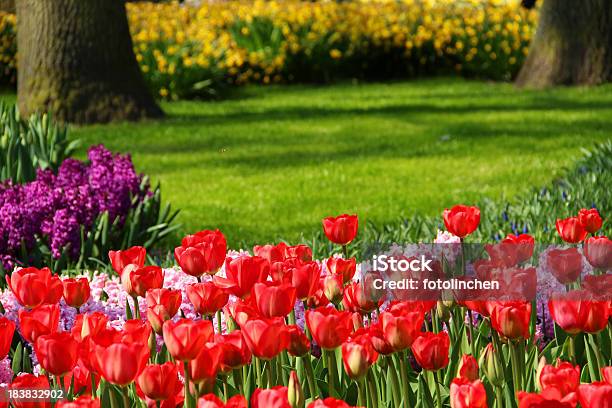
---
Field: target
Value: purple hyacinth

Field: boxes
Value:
[0,145,146,267]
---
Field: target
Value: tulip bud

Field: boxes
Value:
[342,342,370,379]
[479,343,504,387]
[324,274,344,304]
[457,354,479,381]
[288,371,305,408]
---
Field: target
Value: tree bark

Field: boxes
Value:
[16,0,163,124]
[516,0,612,88]
[0,0,14,13]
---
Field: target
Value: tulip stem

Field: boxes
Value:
[386,356,402,407]
[302,356,318,399]
[366,370,379,408]
[183,361,193,408]
[325,350,337,398]
[132,295,140,319]
[265,360,273,387]
[216,310,223,334]
[494,386,504,408]
[434,370,442,408]
[121,386,130,408]
[568,335,576,364]
[467,309,477,357]
[91,376,97,398]
[357,378,367,407]
[397,353,411,405]
[255,357,262,388]
[509,341,523,393]
[342,245,349,260]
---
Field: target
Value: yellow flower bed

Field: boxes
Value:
[0,0,538,99]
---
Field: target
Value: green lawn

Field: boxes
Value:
[4,78,612,247]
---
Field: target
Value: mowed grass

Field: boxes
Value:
[4,78,612,247]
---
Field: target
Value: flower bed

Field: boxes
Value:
[0,0,538,98]
[0,206,610,407]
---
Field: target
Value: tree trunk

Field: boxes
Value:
[0,0,15,13]
[516,0,612,88]
[16,0,163,124]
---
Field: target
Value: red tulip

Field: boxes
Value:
[518,388,577,408]
[197,394,248,408]
[458,355,479,381]
[186,282,229,317]
[123,319,153,345]
[254,243,287,264]
[603,366,612,385]
[242,318,290,360]
[146,288,182,316]
[109,246,146,274]
[450,378,488,408]
[68,361,98,396]
[547,248,583,284]
[0,317,15,360]
[342,282,379,314]
[502,234,535,264]
[215,331,252,372]
[539,360,580,396]
[214,256,269,298]
[6,267,62,308]
[252,282,296,318]
[577,382,612,408]
[18,304,60,343]
[9,374,51,408]
[306,307,353,350]
[291,261,321,301]
[175,230,227,277]
[62,277,91,309]
[548,291,609,334]
[411,331,450,371]
[443,205,480,238]
[556,217,588,243]
[578,208,603,234]
[163,319,214,361]
[485,242,519,267]
[251,386,291,408]
[56,397,101,408]
[584,236,612,270]
[342,333,378,379]
[322,214,359,245]
[71,312,108,342]
[308,398,358,408]
[286,325,310,357]
[326,257,356,284]
[35,332,78,376]
[368,322,395,355]
[286,244,313,262]
[490,301,531,340]
[380,309,424,351]
[91,337,149,386]
[323,273,344,304]
[146,305,169,334]
[122,265,164,298]
[188,342,223,384]
[226,299,260,327]
[306,281,331,309]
